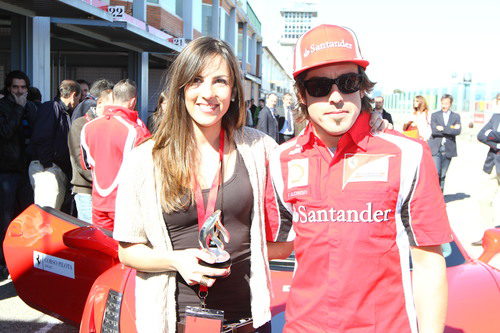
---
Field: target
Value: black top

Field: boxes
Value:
[163,151,254,322]
[381,109,393,125]
[0,94,37,172]
[29,98,73,177]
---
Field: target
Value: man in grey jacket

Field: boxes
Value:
[256,93,279,142]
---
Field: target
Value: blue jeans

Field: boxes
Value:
[0,173,21,265]
[74,193,92,223]
[432,146,452,191]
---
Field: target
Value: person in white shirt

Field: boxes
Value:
[428,94,461,191]
[279,93,295,143]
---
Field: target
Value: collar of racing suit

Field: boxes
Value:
[103,105,139,122]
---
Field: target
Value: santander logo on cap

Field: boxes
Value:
[303,40,353,58]
[293,24,369,78]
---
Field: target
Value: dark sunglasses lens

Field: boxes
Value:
[305,78,332,97]
[337,74,362,94]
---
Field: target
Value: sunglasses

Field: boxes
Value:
[303,73,363,97]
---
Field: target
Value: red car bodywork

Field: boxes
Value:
[3,204,500,332]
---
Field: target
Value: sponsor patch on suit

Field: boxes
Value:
[343,154,392,189]
[288,158,309,188]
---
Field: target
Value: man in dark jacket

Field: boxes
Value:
[71,96,96,122]
[428,94,461,191]
[256,93,280,142]
[374,96,393,127]
[28,80,81,210]
[68,79,114,223]
[0,70,37,279]
[472,109,500,245]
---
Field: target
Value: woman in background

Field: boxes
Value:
[403,95,431,140]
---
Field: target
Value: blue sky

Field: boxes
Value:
[251,0,500,92]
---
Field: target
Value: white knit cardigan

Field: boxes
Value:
[113,127,278,333]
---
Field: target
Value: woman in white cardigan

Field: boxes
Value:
[113,37,279,332]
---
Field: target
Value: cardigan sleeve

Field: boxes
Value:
[262,134,279,160]
[113,145,149,244]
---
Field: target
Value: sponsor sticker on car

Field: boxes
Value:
[33,251,75,279]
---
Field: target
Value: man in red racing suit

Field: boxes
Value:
[265,25,452,333]
[81,79,150,231]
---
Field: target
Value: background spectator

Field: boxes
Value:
[412,95,431,140]
[246,100,254,127]
[0,70,37,279]
[68,79,114,223]
[253,98,265,125]
[256,93,279,142]
[27,87,42,108]
[76,79,90,102]
[279,93,295,143]
[81,79,150,230]
[373,96,393,127]
[428,94,461,191]
[29,80,81,210]
[72,80,97,121]
[472,109,500,245]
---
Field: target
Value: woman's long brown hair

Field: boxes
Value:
[152,37,246,213]
[413,95,429,115]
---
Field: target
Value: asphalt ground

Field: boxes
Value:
[0,113,498,332]
[0,278,77,332]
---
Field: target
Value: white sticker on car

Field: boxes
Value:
[33,251,75,279]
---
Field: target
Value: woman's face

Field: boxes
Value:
[413,99,420,109]
[184,55,233,129]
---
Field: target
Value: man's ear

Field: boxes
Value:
[297,91,307,106]
[129,97,137,110]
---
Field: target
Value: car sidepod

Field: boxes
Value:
[445,261,500,333]
[3,205,119,325]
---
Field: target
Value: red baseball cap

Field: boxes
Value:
[293,24,369,78]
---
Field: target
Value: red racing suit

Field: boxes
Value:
[80,106,150,230]
[266,112,452,333]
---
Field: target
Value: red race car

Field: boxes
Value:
[3,204,500,332]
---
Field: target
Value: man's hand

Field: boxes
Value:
[450,124,460,129]
[436,125,444,131]
[14,92,28,108]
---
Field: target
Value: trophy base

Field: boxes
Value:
[199,248,232,276]
[199,258,232,269]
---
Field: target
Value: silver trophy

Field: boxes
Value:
[198,210,231,271]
